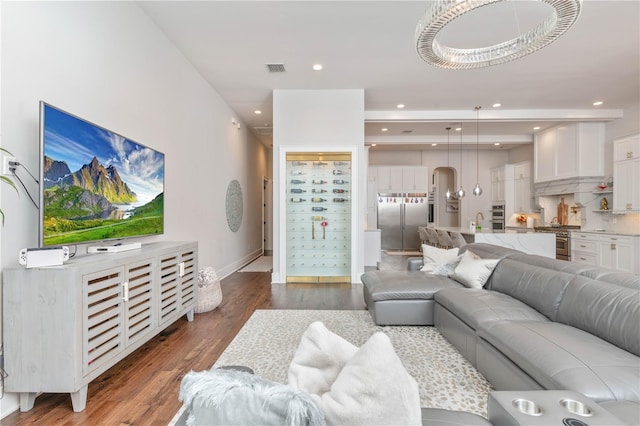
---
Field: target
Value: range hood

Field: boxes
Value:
[534,176,604,207]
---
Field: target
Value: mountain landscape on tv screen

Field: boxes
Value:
[43,155,163,245]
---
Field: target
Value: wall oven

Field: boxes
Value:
[427,192,435,225]
[491,204,505,230]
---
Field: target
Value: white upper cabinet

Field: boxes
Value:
[374,166,430,192]
[513,161,532,213]
[613,135,640,212]
[491,166,505,202]
[534,122,605,183]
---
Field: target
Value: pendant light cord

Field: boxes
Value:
[476,106,481,181]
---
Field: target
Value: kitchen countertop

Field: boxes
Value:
[435,226,535,236]
[572,230,640,237]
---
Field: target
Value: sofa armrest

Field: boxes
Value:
[408,257,423,271]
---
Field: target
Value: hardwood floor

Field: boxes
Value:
[2,253,410,425]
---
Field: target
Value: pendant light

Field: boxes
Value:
[445,127,452,200]
[457,124,465,198]
[473,106,483,196]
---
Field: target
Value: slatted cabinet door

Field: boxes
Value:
[178,249,197,313]
[83,268,125,377]
[124,258,156,348]
[158,253,181,328]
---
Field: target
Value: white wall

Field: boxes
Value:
[0,2,268,417]
[272,90,365,283]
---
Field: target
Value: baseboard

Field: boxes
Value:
[0,393,19,420]
[216,249,263,280]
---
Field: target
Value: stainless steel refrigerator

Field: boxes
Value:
[377,193,429,250]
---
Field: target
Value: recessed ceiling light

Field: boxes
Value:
[533,126,541,130]
[494,142,501,146]
[313,64,323,71]
[397,104,405,109]
[371,144,377,147]
[492,103,501,108]
[593,101,603,106]
[381,128,388,132]
[431,143,437,146]
[254,110,262,114]
[455,127,462,131]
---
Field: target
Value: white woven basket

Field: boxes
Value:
[195,267,222,314]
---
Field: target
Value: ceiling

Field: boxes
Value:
[137,0,640,150]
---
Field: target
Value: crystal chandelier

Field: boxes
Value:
[415,0,583,70]
[473,106,483,196]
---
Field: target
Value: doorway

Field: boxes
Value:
[434,167,459,227]
[262,177,273,256]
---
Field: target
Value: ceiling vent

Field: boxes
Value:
[266,63,286,73]
[253,126,273,136]
[402,130,414,134]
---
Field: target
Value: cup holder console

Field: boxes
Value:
[512,399,543,416]
[560,398,593,417]
[489,391,623,426]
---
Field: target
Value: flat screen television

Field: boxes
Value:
[39,102,165,247]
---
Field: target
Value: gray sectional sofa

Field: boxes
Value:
[360,243,640,425]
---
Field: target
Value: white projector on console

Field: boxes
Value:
[19,246,70,268]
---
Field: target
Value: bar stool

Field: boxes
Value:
[436,229,454,249]
[418,226,429,246]
[450,231,468,248]
[426,228,440,247]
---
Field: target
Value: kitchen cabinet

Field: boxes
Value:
[534,123,605,183]
[490,166,505,202]
[613,135,640,212]
[572,232,639,274]
[513,161,532,213]
[373,166,429,192]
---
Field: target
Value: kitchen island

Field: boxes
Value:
[435,227,556,258]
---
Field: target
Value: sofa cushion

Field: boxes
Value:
[435,288,549,330]
[478,320,640,402]
[361,271,462,301]
[420,245,459,272]
[487,257,573,321]
[557,275,640,357]
[450,250,500,289]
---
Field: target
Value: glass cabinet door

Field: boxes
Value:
[286,152,351,282]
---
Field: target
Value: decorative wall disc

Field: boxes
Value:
[225,179,243,232]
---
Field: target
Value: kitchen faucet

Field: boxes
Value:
[476,212,485,224]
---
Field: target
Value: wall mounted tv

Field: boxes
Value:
[39,102,165,247]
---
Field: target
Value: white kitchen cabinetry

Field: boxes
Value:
[374,166,429,192]
[572,232,638,274]
[491,166,505,202]
[534,123,605,183]
[513,161,532,213]
[3,241,198,412]
[613,135,640,212]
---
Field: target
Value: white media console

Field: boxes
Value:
[2,241,198,412]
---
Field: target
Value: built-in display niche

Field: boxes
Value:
[286,152,351,283]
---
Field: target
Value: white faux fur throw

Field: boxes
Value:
[180,368,325,426]
[288,321,422,426]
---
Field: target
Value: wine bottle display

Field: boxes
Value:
[313,161,328,166]
[333,198,349,203]
[311,198,326,202]
[312,179,327,184]
[333,189,348,193]
[312,207,327,211]
[291,179,306,184]
[332,170,346,175]
[333,179,348,184]
[290,198,306,203]
[291,188,306,193]
[333,161,349,166]
[291,170,305,175]
[291,161,307,166]
[312,189,327,193]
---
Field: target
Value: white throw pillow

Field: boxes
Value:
[450,249,500,288]
[420,245,459,272]
[431,254,463,277]
[310,332,421,426]
[288,321,358,396]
